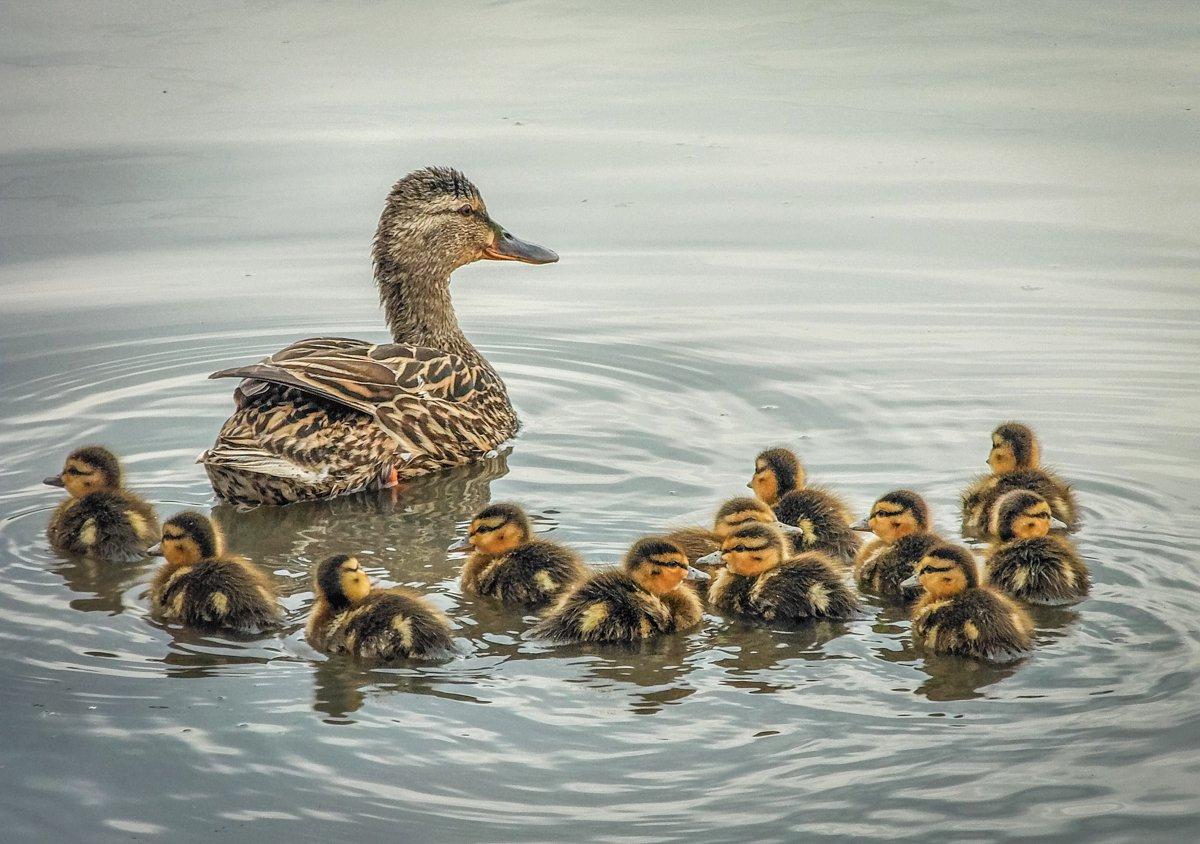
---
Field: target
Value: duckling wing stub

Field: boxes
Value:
[209,337,483,414]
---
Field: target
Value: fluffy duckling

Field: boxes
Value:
[850,489,940,601]
[985,490,1090,605]
[148,511,281,633]
[44,446,159,562]
[666,496,805,566]
[453,502,587,609]
[749,448,861,564]
[306,554,454,660]
[533,538,706,643]
[903,544,1033,660]
[961,422,1079,537]
[699,523,858,623]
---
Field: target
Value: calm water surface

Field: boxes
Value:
[1,2,1198,840]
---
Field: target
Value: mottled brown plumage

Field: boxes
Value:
[852,489,937,602]
[984,490,1090,605]
[202,167,556,506]
[44,446,158,562]
[748,448,860,564]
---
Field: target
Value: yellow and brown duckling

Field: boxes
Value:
[698,523,858,624]
[532,538,706,644]
[904,544,1033,660]
[44,446,159,562]
[665,496,806,569]
[749,448,861,565]
[961,422,1079,537]
[148,511,281,633]
[306,554,454,661]
[453,502,587,609]
[850,489,941,602]
[985,490,1090,605]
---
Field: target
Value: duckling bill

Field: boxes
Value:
[45,446,159,562]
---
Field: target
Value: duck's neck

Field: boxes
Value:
[374,258,479,361]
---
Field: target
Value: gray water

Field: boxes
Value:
[1,1,1198,840]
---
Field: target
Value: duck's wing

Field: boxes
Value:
[210,337,484,412]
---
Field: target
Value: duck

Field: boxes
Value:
[452,502,587,609]
[903,543,1033,660]
[665,496,806,568]
[984,490,1090,605]
[148,511,281,632]
[960,421,1079,537]
[849,489,941,602]
[698,523,859,623]
[532,538,706,643]
[44,446,159,562]
[306,554,454,660]
[201,167,558,506]
[748,447,861,564]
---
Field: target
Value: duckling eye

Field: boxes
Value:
[457,204,473,216]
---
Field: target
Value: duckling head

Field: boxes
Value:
[902,544,979,599]
[44,446,122,498]
[712,496,778,538]
[851,489,930,543]
[991,489,1053,541]
[748,448,806,505]
[453,502,532,556]
[314,554,373,611]
[625,537,704,595]
[715,522,788,577]
[373,166,557,281]
[151,511,223,566]
[987,421,1041,474]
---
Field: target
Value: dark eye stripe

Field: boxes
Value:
[920,565,953,574]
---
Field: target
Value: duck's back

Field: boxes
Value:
[913,588,1031,659]
[534,571,670,643]
[986,535,1090,605]
[711,555,857,622]
[48,491,158,562]
[473,540,586,608]
[327,589,454,660]
[153,556,279,632]
[855,533,939,600]
[773,488,861,564]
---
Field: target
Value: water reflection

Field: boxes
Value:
[50,555,154,615]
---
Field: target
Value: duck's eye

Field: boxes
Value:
[457,204,473,216]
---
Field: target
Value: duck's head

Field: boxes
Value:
[901,544,979,599]
[987,421,1040,474]
[314,554,373,611]
[149,511,223,566]
[711,496,806,541]
[991,489,1056,541]
[748,448,805,505]
[450,502,532,555]
[850,489,930,543]
[712,522,788,577]
[44,446,122,498]
[373,166,557,278]
[624,537,705,595]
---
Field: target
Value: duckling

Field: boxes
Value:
[699,523,858,623]
[961,422,1079,537]
[452,502,587,609]
[148,511,281,633]
[748,448,861,564]
[533,538,706,643]
[44,446,159,562]
[903,544,1033,660]
[306,554,454,660]
[666,496,804,567]
[849,489,940,601]
[985,490,1090,605]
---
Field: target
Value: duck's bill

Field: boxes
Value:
[43,475,65,487]
[1051,516,1071,530]
[774,521,804,536]
[685,566,711,582]
[483,227,558,264]
[447,538,472,553]
[146,543,163,557]
[694,551,723,567]
[900,574,919,589]
[849,518,871,532]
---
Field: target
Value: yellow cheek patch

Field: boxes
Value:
[580,602,609,633]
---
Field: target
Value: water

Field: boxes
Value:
[2,1,1198,839]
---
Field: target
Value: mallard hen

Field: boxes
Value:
[201,167,557,505]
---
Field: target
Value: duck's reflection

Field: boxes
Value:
[50,554,154,615]
[310,654,482,720]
